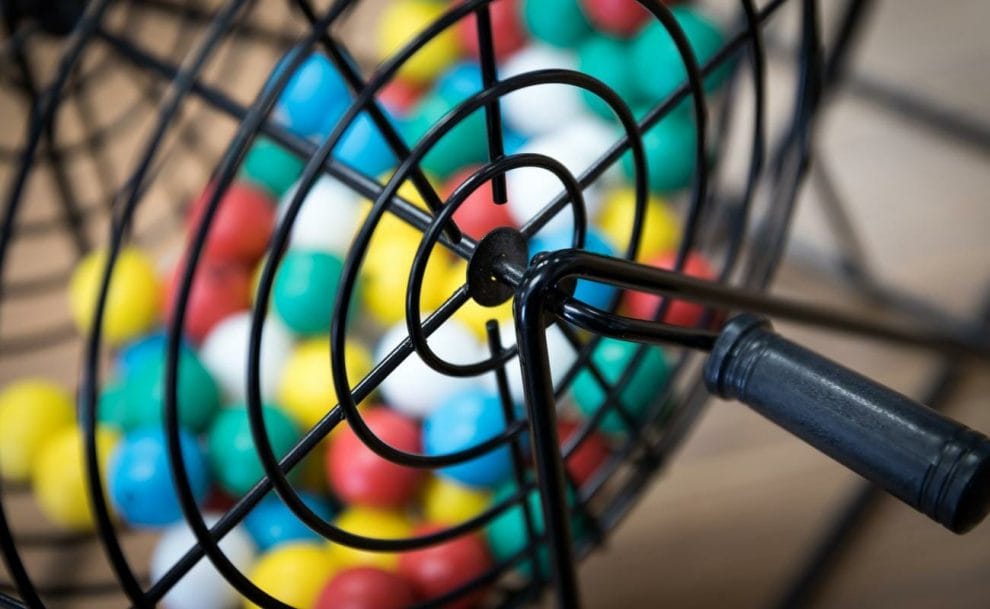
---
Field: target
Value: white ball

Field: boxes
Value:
[151,514,257,609]
[500,45,588,137]
[484,320,577,405]
[277,176,360,255]
[199,312,295,404]
[376,318,486,418]
[507,117,617,235]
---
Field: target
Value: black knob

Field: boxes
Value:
[704,314,990,534]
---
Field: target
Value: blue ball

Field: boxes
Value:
[116,330,191,378]
[327,110,400,177]
[243,492,334,551]
[503,128,528,155]
[528,229,618,310]
[424,390,515,489]
[435,62,484,105]
[273,52,350,138]
[108,428,210,528]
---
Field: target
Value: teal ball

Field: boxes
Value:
[522,0,592,48]
[121,348,221,434]
[272,250,344,336]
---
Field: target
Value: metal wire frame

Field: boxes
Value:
[6,0,987,608]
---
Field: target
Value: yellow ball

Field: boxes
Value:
[32,425,119,530]
[377,0,461,85]
[444,261,514,341]
[246,542,336,609]
[596,187,680,261]
[69,247,160,346]
[278,338,373,430]
[422,475,491,526]
[0,379,75,482]
[329,507,414,571]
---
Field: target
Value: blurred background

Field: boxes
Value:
[1,1,988,608]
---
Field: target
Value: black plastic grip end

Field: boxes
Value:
[704,314,990,534]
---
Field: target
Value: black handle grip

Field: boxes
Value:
[704,315,990,534]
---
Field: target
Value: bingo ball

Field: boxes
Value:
[529,229,618,310]
[522,0,592,48]
[32,425,118,530]
[326,407,424,508]
[577,34,639,119]
[377,0,461,85]
[571,337,669,435]
[379,78,424,115]
[69,247,159,346]
[624,252,716,326]
[274,52,349,138]
[376,319,485,419]
[596,187,679,261]
[244,491,335,552]
[277,175,361,256]
[151,514,257,609]
[98,379,129,431]
[272,249,345,336]
[441,166,518,242]
[117,330,191,378]
[558,419,610,486]
[330,507,414,571]
[240,137,304,198]
[315,567,416,609]
[247,542,337,609]
[121,347,221,434]
[163,258,252,344]
[486,480,584,576]
[199,312,295,404]
[327,110,400,178]
[401,84,489,179]
[207,405,301,497]
[631,6,727,103]
[397,524,493,609]
[424,389,514,489]
[579,0,651,37]
[108,427,210,528]
[188,181,275,266]
[422,475,491,526]
[457,0,526,60]
[500,45,587,137]
[621,110,698,194]
[278,338,373,430]
[0,379,75,481]
[506,117,616,235]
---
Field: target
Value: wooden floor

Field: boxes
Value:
[1,1,989,608]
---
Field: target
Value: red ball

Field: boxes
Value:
[579,0,651,37]
[457,0,526,61]
[315,567,417,609]
[624,252,716,327]
[442,167,518,242]
[397,524,492,609]
[326,407,424,508]
[558,419,610,487]
[163,259,251,343]
[187,180,275,266]
[380,79,424,116]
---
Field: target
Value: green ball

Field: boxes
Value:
[240,137,305,198]
[486,481,586,576]
[578,34,640,120]
[207,405,301,496]
[122,348,221,433]
[630,6,727,105]
[621,111,698,194]
[272,250,344,335]
[98,379,128,430]
[401,90,488,179]
[571,337,669,435]
[522,0,592,48]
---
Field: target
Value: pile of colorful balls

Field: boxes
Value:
[0,0,727,607]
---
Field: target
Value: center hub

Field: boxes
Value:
[466,227,529,307]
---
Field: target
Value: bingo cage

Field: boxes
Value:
[0,0,988,608]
